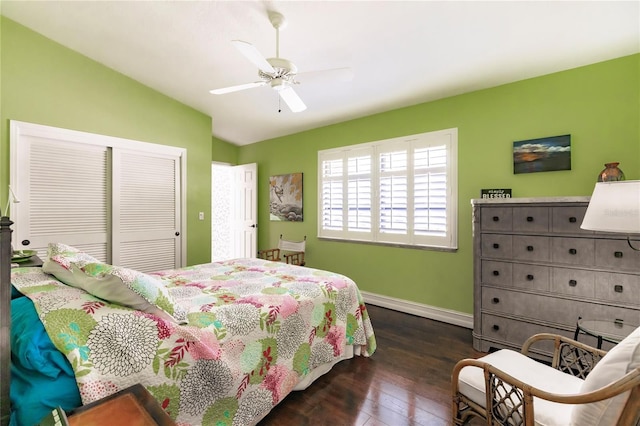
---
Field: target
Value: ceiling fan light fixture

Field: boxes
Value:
[270,78,287,91]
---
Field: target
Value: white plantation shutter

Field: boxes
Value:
[379,147,408,240]
[10,121,185,269]
[347,151,372,233]
[414,145,447,237]
[320,152,345,234]
[318,128,457,249]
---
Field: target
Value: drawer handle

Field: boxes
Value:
[615,319,624,328]
[493,270,500,276]
[492,216,500,222]
[569,279,577,287]
[569,217,577,223]
[492,297,500,304]
[526,216,534,222]
[493,243,500,249]
[492,325,500,331]
[569,248,577,255]
[526,274,534,281]
[526,245,534,251]
[614,251,623,258]
[614,284,624,293]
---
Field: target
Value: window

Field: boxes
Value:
[318,128,457,249]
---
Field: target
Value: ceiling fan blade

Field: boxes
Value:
[295,67,354,84]
[277,85,307,112]
[210,81,266,95]
[231,40,275,74]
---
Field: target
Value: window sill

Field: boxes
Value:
[317,237,458,252]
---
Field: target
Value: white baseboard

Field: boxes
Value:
[361,291,473,329]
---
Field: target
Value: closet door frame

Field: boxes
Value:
[9,120,187,268]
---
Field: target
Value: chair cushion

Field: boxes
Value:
[571,325,640,425]
[458,349,583,426]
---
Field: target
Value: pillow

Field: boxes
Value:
[571,325,640,425]
[43,243,186,324]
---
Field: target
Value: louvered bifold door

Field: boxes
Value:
[14,137,109,261]
[112,148,181,272]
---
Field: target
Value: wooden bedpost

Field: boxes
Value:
[0,216,13,426]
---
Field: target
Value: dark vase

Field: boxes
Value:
[597,162,625,182]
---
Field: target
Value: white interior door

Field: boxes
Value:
[232,163,257,258]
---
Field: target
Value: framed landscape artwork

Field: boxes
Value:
[513,134,571,174]
[269,173,303,221]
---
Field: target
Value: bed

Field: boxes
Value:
[0,221,376,425]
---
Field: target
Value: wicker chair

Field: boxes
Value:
[452,327,640,426]
[258,235,306,266]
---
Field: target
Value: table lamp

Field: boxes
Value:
[581,180,640,251]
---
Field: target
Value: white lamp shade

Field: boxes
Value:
[581,180,640,234]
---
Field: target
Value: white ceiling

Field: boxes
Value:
[2,1,639,146]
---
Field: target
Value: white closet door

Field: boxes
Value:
[13,136,109,261]
[112,149,181,272]
[11,120,185,270]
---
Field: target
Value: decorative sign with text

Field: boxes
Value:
[481,188,512,199]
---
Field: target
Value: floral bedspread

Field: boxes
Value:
[12,258,376,425]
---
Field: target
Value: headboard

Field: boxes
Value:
[0,216,13,426]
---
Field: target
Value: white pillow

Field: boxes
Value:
[571,325,640,425]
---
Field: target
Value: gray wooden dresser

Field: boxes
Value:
[471,197,640,357]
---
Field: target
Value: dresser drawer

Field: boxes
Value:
[512,236,550,262]
[481,287,560,319]
[551,237,595,266]
[482,234,512,259]
[595,272,640,305]
[513,207,549,233]
[481,207,512,231]
[482,287,640,327]
[582,304,640,326]
[481,314,569,354]
[552,206,591,235]
[481,313,508,341]
[512,263,550,291]
[481,260,512,286]
[482,287,574,323]
[594,239,640,273]
[551,267,595,298]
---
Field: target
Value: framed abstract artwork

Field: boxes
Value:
[513,134,571,174]
[269,173,303,221]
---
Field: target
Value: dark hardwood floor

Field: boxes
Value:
[260,304,484,426]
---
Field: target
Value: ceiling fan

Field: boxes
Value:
[210,11,353,113]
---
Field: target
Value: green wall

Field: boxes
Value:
[1,15,637,316]
[0,18,213,265]
[239,54,640,315]
[212,135,239,165]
